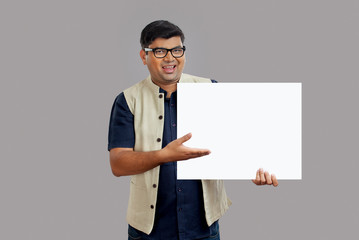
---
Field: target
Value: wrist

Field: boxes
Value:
[156,148,169,164]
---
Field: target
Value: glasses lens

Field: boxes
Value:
[171,48,184,57]
[154,49,167,58]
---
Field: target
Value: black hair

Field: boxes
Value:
[140,20,185,49]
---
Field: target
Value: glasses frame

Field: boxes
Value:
[144,46,186,58]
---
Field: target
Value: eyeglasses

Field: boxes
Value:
[144,46,186,58]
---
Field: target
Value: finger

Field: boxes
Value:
[252,169,260,185]
[187,148,211,157]
[260,168,266,184]
[271,174,279,187]
[178,133,192,144]
[264,171,272,185]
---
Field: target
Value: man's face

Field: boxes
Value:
[140,36,185,86]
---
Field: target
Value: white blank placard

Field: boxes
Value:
[177,83,302,180]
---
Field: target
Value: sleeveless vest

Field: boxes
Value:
[123,73,231,234]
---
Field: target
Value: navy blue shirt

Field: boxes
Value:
[108,81,218,240]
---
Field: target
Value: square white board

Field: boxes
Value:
[177,83,302,180]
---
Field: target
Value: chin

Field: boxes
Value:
[163,75,179,82]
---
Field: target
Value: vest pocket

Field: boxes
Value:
[130,175,137,185]
[130,175,148,190]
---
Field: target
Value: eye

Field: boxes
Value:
[155,49,165,54]
[172,48,182,54]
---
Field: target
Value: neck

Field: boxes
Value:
[152,80,178,98]
[162,83,177,98]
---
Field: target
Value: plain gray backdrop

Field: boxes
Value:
[1,0,358,239]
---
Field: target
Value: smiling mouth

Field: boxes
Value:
[162,65,176,73]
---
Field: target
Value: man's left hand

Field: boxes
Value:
[252,168,278,187]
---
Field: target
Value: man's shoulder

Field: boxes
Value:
[122,76,159,112]
[122,73,216,97]
[180,73,212,83]
[123,78,148,95]
[122,76,157,104]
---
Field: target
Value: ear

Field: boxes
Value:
[140,49,147,65]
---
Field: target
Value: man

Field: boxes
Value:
[108,20,278,240]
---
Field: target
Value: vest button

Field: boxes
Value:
[156,138,161,142]
[153,184,157,188]
[150,205,154,209]
[159,94,163,98]
[158,115,163,120]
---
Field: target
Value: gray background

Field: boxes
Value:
[1,0,358,239]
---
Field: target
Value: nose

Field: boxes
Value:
[163,50,175,62]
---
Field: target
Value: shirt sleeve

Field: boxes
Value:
[108,92,135,151]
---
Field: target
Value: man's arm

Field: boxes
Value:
[109,133,210,177]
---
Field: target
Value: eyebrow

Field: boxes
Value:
[154,45,182,49]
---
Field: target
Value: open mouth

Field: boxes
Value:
[162,65,176,73]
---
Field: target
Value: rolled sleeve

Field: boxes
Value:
[108,92,135,150]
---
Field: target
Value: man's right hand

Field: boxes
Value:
[160,133,211,162]
[109,133,210,177]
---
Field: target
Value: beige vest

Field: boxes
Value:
[123,73,231,235]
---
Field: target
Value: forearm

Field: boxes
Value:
[109,133,210,177]
[110,149,166,177]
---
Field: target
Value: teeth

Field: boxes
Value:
[163,66,175,69]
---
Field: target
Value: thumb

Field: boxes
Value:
[178,133,192,144]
